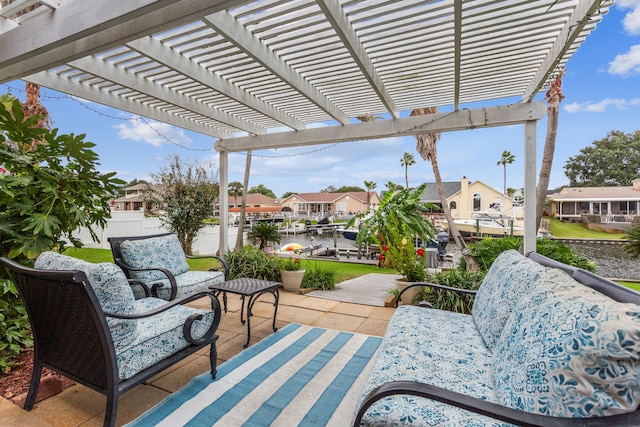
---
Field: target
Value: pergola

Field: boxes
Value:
[0,0,612,254]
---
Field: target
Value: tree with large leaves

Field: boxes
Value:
[409,107,478,270]
[0,99,124,260]
[349,184,436,257]
[248,183,276,198]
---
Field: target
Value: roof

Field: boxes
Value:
[550,186,640,201]
[228,193,277,205]
[229,206,283,213]
[421,182,462,202]
[0,0,611,151]
[282,191,377,203]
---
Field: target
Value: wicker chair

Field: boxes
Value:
[108,233,228,301]
[0,253,222,427]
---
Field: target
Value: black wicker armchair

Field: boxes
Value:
[0,255,222,427]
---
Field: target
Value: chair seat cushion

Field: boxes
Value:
[115,297,215,380]
[119,234,190,282]
[494,268,640,418]
[34,252,138,347]
[358,306,505,426]
[134,270,225,300]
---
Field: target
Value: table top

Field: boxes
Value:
[210,277,281,295]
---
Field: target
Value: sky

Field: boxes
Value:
[2,2,640,199]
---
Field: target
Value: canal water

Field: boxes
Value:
[280,231,640,280]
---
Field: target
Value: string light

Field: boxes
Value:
[4,84,393,158]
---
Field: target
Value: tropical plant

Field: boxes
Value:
[400,152,415,189]
[497,150,515,196]
[248,183,276,198]
[301,262,337,290]
[410,107,479,271]
[385,181,403,192]
[228,181,243,198]
[421,270,485,314]
[623,225,640,259]
[247,222,281,250]
[0,99,125,260]
[0,278,33,373]
[537,68,565,230]
[150,154,218,254]
[381,218,428,282]
[350,184,436,249]
[280,256,302,271]
[225,246,281,281]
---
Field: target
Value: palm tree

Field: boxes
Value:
[410,107,479,271]
[536,68,565,230]
[247,222,281,251]
[385,181,402,193]
[497,150,516,196]
[235,151,252,250]
[364,180,377,212]
[228,181,243,199]
[400,152,416,189]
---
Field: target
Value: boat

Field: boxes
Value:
[454,213,524,238]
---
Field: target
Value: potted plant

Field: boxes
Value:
[280,257,305,292]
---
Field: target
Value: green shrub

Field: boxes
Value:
[0,279,33,373]
[468,237,596,273]
[421,270,485,314]
[225,246,281,281]
[301,262,337,291]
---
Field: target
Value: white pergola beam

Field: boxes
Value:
[0,0,247,83]
[216,102,546,152]
[522,0,605,101]
[26,71,229,139]
[316,0,399,119]
[127,37,304,131]
[203,10,350,125]
[69,55,264,135]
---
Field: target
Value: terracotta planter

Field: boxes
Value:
[281,269,306,292]
[396,278,423,305]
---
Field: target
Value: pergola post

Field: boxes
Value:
[523,120,537,254]
[219,149,229,254]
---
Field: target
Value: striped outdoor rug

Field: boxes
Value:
[127,323,382,426]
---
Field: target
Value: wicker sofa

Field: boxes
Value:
[354,250,640,426]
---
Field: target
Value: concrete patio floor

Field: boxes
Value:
[0,289,395,427]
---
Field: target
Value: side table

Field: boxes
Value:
[210,277,280,348]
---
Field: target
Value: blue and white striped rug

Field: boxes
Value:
[127,323,382,426]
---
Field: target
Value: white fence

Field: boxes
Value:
[73,211,243,255]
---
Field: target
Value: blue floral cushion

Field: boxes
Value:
[115,297,215,380]
[146,270,225,300]
[34,252,138,348]
[472,250,548,350]
[494,268,640,418]
[358,306,512,426]
[119,234,190,282]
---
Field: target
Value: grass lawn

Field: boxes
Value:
[548,218,627,240]
[62,247,395,283]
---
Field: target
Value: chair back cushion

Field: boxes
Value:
[119,234,190,282]
[34,252,138,347]
[472,249,548,350]
[494,268,640,417]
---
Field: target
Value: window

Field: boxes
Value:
[337,202,346,213]
[473,193,481,211]
[449,201,457,210]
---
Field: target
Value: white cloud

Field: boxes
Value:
[608,44,640,76]
[115,117,192,147]
[563,98,640,112]
[618,0,640,34]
